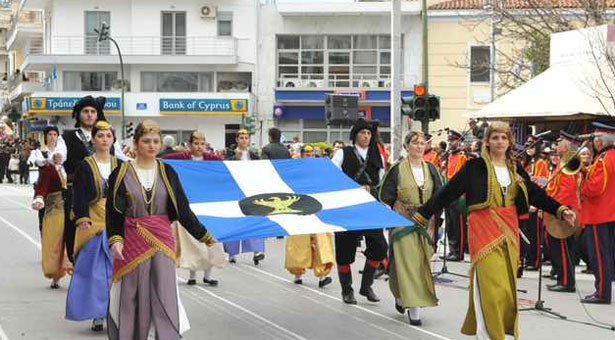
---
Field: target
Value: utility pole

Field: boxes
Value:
[421,0,429,134]
[95,22,126,140]
[390,0,402,160]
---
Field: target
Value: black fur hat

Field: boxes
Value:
[72,95,106,128]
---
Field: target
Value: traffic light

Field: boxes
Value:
[427,95,440,120]
[126,121,134,138]
[412,84,427,120]
[242,115,256,135]
[94,22,110,42]
[401,95,414,116]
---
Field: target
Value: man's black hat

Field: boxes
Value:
[350,118,375,143]
[72,95,106,128]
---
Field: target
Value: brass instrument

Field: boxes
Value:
[560,151,583,176]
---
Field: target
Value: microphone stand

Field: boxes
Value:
[432,124,476,283]
[519,140,588,319]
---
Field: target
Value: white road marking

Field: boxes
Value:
[0,215,41,249]
[177,277,309,340]
[0,324,10,340]
[240,264,454,340]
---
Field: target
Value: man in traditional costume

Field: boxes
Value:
[580,122,615,304]
[106,120,214,339]
[30,126,60,233]
[544,131,582,293]
[162,131,224,286]
[67,120,121,331]
[55,95,125,261]
[331,118,387,304]
[284,145,334,288]
[32,152,70,289]
[223,129,267,265]
[519,135,550,272]
[442,130,468,261]
[380,131,443,326]
[411,122,575,340]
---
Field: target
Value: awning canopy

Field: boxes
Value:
[466,63,615,121]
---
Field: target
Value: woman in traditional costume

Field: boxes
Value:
[379,131,443,326]
[284,145,334,288]
[161,130,224,287]
[32,152,69,289]
[106,119,214,340]
[411,122,576,340]
[66,120,120,331]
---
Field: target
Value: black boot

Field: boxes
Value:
[359,262,380,302]
[338,271,357,304]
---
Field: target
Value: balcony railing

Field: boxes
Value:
[26,35,237,57]
[278,73,417,89]
[8,10,43,37]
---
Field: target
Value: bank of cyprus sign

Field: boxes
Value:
[159,98,249,115]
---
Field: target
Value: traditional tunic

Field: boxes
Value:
[413,154,565,340]
[65,156,120,321]
[380,159,443,308]
[33,164,69,281]
[285,233,335,277]
[106,161,211,340]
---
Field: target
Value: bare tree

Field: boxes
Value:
[450,0,614,94]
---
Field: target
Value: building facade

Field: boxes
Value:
[7,0,425,148]
[9,0,257,148]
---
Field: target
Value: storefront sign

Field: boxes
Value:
[160,98,249,115]
[28,97,121,115]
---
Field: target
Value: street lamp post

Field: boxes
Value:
[94,22,126,140]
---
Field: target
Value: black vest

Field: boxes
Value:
[341,145,380,186]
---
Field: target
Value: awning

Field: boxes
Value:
[466,63,615,121]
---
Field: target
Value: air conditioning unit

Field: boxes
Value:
[283,79,301,88]
[232,80,250,92]
[200,4,217,18]
[305,80,325,88]
[359,80,379,88]
[218,80,234,91]
[111,79,130,91]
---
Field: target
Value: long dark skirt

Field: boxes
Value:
[108,252,183,340]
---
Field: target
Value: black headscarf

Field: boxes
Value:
[42,125,59,145]
[72,96,106,128]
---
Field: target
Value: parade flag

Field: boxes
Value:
[164,158,413,241]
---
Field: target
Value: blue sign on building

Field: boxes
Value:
[28,97,121,115]
[160,98,248,115]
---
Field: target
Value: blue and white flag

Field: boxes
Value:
[163,158,412,241]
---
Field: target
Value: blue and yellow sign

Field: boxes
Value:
[28,97,121,115]
[160,98,249,115]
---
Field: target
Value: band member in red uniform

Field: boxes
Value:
[580,122,615,304]
[520,135,550,271]
[545,131,582,292]
[442,130,467,261]
[423,134,442,170]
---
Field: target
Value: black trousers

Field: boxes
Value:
[585,223,615,301]
[521,211,543,268]
[0,163,6,182]
[444,200,467,257]
[548,234,576,287]
[63,187,76,263]
[335,229,387,265]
